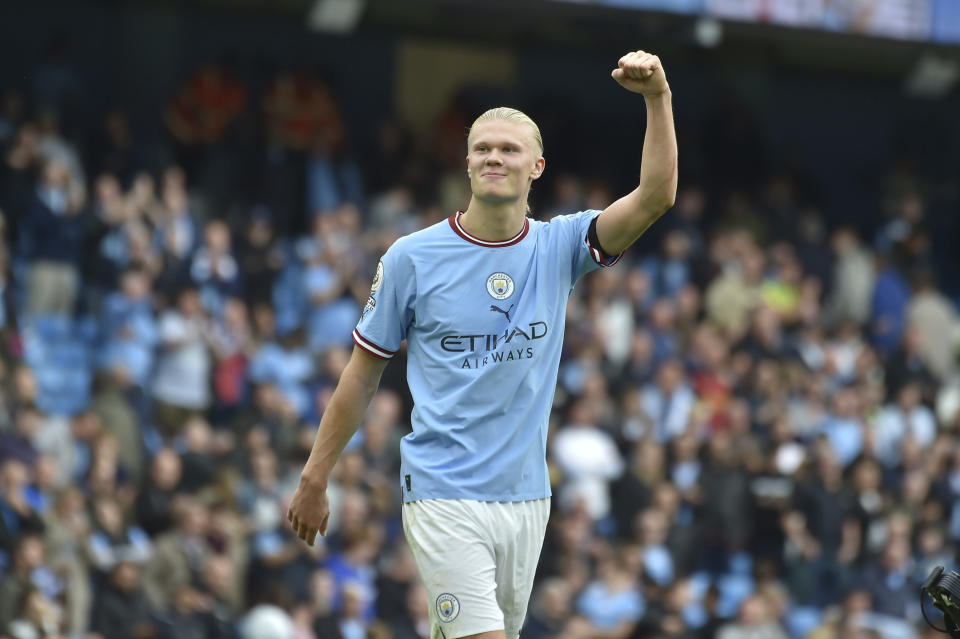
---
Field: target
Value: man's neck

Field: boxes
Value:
[460,199,527,241]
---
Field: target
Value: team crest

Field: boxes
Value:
[435,593,460,622]
[486,272,514,300]
[371,260,384,293]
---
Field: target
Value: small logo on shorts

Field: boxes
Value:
[487,272,514,300]
[436,593,460,622]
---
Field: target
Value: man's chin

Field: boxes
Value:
[474,191,520,206]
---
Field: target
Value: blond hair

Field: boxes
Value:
[467,107,543,155]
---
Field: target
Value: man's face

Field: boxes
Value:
[466,120,544,206]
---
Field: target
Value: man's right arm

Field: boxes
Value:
[287,345,390,545]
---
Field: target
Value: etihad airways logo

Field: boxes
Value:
[439,321,548,352]
[439,321,548,369]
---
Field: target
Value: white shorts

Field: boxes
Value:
[401,498,551,639]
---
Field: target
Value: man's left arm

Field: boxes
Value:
[596,50,678,256]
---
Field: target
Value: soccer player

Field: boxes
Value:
[287,49,677,639]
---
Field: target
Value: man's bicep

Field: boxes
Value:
[347,345,391,390]
[596,187,659,256]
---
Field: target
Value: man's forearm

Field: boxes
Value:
[595,86,678,255]
[300,356,384,486]
[636,90,678,222]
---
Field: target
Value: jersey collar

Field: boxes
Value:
[448,211,529,248]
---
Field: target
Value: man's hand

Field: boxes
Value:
[611,50,669,97]
[287,476,330,546]
[284,347,388,547]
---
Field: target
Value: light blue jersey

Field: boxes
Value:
[353,210,620,502]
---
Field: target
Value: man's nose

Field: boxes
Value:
[485,153,503,165]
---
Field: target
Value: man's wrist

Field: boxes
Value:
[299,467,329,490]
[642,87,672,102]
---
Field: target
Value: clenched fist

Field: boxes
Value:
[611,50,669,97]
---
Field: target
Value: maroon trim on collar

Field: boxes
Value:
[448,211,529,247]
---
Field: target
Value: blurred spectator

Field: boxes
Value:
[761,244,805,322]
[154,166,198,290]
[203,553,244,634]
[6,586,65,639]
[42,485,92,635]
[86,493,152,575]
[305,130,363,219]
[699,432,751,564]
[611,439,665,539]
[575,549,645,636]
[142,495,210,612]
[151,285,212,437]
[705,235,764,339]
[82,172,129,306]
[248,326,315,420]
[824,227,875,327]
[176,417,218,492]
[22,157,86,315]
[90,561,157,639]
[817,387,865,468]
[525,578,573,639]
[301,218,363,356]
[337,581,369,639]
[391,581,429,639]
[649,229,694,299]
[238,447,294,540]
[136,447,183,536]
[308,568,341,639]
[191,219,242,316]
[716,594,789,639]
[885,324,938,403]
[639,358,695,443]
[859,536,917,620]
[36,109,85,197]
[872,382,936,467]
[359,390,404,480]
[238,206,284,307]
[156,584,223,639]
[551,399,624,522]
[99,267,158,390]
[0,534,49,635]
[635,507,675,587]
[325,525,380,622]
[907,268,960,381]
[870,256,910,356]
[0,460,44,555]
[0,408,40,468]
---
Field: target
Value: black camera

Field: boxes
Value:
[922,566,960,638]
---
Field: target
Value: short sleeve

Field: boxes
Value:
[352,243,415,360]
[550,209,624,284]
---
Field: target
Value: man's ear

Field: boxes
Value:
[531,156,546,181]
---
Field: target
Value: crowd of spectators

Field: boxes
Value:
[0,53,958,639]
